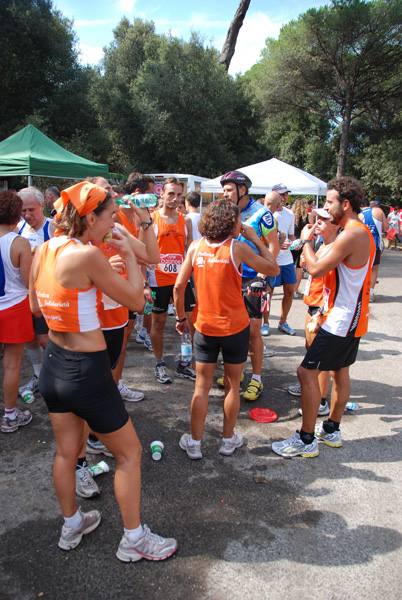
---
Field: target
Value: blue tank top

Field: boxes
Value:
[361,207,380,250]
[239,199,276,278]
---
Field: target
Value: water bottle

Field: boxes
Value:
[118,194,158,208]
[144,291,156,315]
[345,402,359,411]
[180,331,192,362]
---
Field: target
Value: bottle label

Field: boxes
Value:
[181,344,192,358]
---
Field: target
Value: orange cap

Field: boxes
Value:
[54,182,109,218]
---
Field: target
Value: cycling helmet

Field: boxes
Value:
[220,170,252,205]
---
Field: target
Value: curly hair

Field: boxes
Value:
[198,199,239,241]
[55,194,112,238]
[327,177,364,213]
[292,198,309,227]
[0,190,23,225]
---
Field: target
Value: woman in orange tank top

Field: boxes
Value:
[29,182,177,561]
[174,199,279,459]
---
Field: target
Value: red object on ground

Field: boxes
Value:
[249,407,278,423]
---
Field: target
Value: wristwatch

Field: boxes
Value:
[140,220,153,230]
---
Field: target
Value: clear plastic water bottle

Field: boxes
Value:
[181,331,192,362]
[144,291,156,315]
[118,193,158,208]
[345,402,359,411]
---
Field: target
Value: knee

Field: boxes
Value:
[297,365,311,385]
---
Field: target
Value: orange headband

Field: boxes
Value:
[54,182,109,218]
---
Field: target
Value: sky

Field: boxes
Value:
[54,0,329,75]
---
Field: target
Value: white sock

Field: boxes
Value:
[370,288,374,296]
[64,509,83,530]
[4,408,17,420]
[189,436,201,445]
[136,315,144,328]
[124,524,144,543]
[222,434,234,442]
[139,326,147,336]
[252,374,262,383]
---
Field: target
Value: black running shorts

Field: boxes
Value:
[301,328,361,372]
[39,340,129,434]
[194,325,250,364]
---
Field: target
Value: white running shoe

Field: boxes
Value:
[19,375,39,397]
[58,507,101,551]
[75,466,101,498]
[263,346,275,357]
[287,383,301,396]
[179,433,202,459]
[167,304,175,316]
[155,365,172,384]
[116,525,177,562]
[272,431,319,458]
[219,431,244,456]
[143,334,153,352]
[299,402,330,416]
[315,422,342,447]
[118,382,144,402]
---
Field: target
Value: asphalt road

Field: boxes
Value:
[1,248,401,600]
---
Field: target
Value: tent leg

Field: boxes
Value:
[28,175,33,186]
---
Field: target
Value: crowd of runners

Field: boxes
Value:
[0,169,391,562]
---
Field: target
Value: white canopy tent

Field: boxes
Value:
[200,158,327,197]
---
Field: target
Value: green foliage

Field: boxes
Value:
[93,24,261,176]
[248,0,402,176]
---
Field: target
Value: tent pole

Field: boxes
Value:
[28,175,33,186]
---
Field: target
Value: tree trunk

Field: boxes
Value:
[337,100,353,177]
[219,0,251,72]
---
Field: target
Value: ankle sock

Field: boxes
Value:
[323,419,340,433]
[320,398,327,406]
[124,524,144,543]
[300,429,315,444]
[64,509,83,530]
[251,374,261,383]
[4,407,17,420]
[156,358,165,367]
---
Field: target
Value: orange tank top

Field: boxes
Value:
[117,210,138,238]
[97,238,129,330]
[192,238,249,336]
[35,238,101,332]
[303,243,335,316]
[149,211,187,287]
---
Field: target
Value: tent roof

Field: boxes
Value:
[0,125,109,179]
[201,158,327,196]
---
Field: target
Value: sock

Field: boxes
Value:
[189,435,201,445]
[118,379,123,389]
[300,429,315,444]
[323,419,340,433]
[4,407,17,420]
[27,347,42,376]
[64,509,83,530]
[222,435,234,443]
[370,288,374,296]
[136,314,144,327]
[76,457,87,470]
[156,358,165,367]
[139,326,147,337]
[124,524,144,543]
[89,434,98,443]
[252,374,261,383]
[320,398,327,406]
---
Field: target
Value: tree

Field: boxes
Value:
[0,0,81,141]
[249,0,402,176]
[219,0,251,71]
[93,22,262,175]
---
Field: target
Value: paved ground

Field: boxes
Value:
[1,249,401,600]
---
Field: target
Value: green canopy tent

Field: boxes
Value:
[0,125,109,185]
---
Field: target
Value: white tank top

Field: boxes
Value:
[0,232,29,310]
